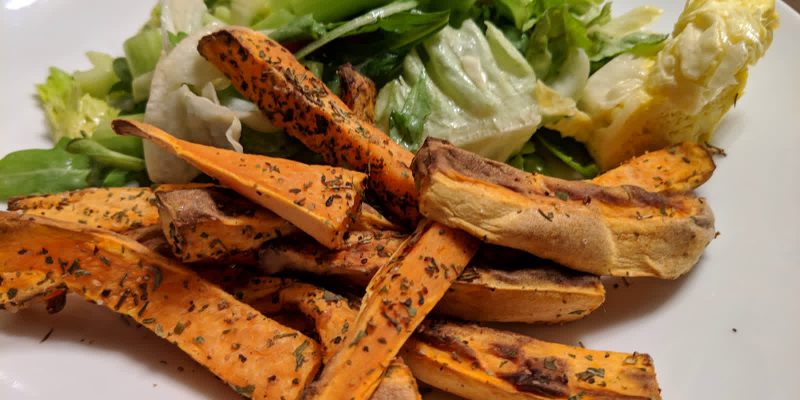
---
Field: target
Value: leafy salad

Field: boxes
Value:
[0,0,676,200]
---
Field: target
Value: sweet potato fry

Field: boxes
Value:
[0,212,320,399]
[338,63,378,122]
[441,266,604,323]
[413,138,716,279]
[260,236,604,323]
[197,27,419,225]
[155,185,297,263]
[8,187,159,232]
[591,142,716,193]
[208,275,422,400]
[402,321,661,400]
[306,220,479,399]
[113,119,367,249]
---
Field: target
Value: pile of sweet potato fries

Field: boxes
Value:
[0,27,721,400]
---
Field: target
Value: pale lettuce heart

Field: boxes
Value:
[376,20,544,162]
[143,25,275,183]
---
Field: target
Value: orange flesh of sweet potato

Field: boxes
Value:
[591,142,716,193]
[196,27,419,225]
[306,220,479,400]
[155,185,297,263]
[206,274,421,400]
[113,119,367,249]
[402,321,661,400]
[338,63,378,122]
[0,212,320,399]
[7,187,159,232]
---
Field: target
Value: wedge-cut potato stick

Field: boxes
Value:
[440,266,604,323]
[260,230,407,286]
[197,27,419,225]
[402,321,661,400]
[0,212,320,399]
[338,63,378,122]
[276,285,421,400]
[205,274,422,400]
[413,138,716,279]
[591,142,716,193]
[260,236,604,323]
[306,220,479,399]
[8,187,160,232]
[155,185,298,263]
[113,119,367,249]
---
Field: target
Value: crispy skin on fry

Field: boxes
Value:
[307,221,479,400]
[259,231,407,286]
[8,187,159,232]
[155,186,297,263]
[113,119,367,249]
[338,63,378,122]
[402,321,661,400]
[260,236,604,323]
[591,142,716,193]
[0,212,320,399]
[197,28,419,225]
[352,203,404,232]
[442,266,604,323]
[413,138,716,279]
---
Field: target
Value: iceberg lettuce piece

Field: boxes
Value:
[376,20,547,162]
[36,68,120,141]
[73,52,120,99]
[558,0,779,169]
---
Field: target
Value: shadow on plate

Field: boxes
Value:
[494,255,705,347]
[0,297,234,398]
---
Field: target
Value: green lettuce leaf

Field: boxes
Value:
[0,139,93,200]
[36,68,120,141]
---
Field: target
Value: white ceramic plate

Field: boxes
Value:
[1,1,799,399]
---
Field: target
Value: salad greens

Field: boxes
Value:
[2,0,668,200]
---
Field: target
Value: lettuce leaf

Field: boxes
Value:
[143,25,277,183]
[376,20,545,162]
[36,68,120,141]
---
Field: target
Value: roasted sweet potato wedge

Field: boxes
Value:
[113,119,367,249]
[7,187,159,232]
[260,236,604,323]
[0,212,320,399]
[276,284,420,400]
[441,266,604,323]
[206,275,422,400]
[338,63,378,122]
[402,321,661,400]
[306,220,479,399]
[591,142,716,193]
[197,27,419,225]
[155,185,297,263]
[413,138,716,279]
